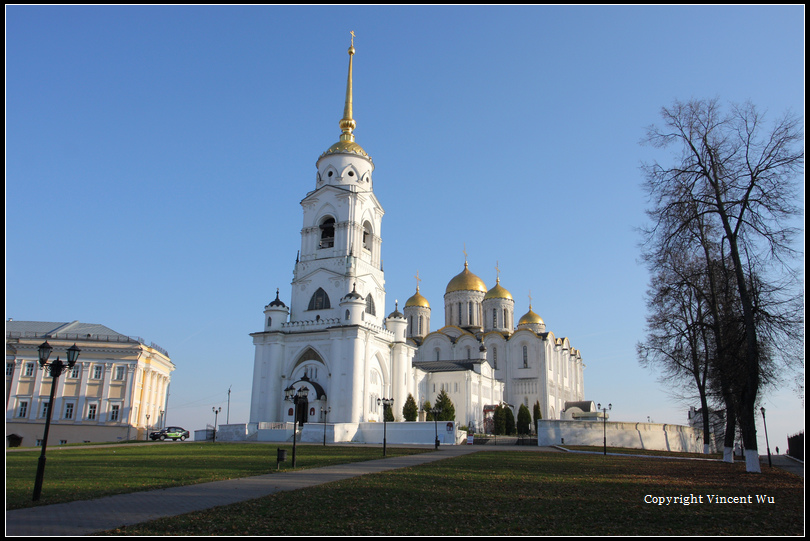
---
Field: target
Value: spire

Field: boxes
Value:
[339,31,357,143]
[320,31,370,161]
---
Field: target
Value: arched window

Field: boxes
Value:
[418,315,423,335]
[308,288,331,311]
[319,217,335,248]
[365,294,376,316]
[362,221,373,252]
[523,345,528,368]
[492,308,497,328]
[493,347,498,369]
[504,308,509,329]
[267,317,272,327]
[345,309,350,320]
[435,348,441,361]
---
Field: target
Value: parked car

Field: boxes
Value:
[149,426,190,441]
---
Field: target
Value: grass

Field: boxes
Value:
[103,451,804,536]
[5,442,426,510]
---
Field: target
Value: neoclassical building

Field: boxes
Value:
[5,320,174,446]
[248,38,584,434]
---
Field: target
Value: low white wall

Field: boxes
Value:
[537,420,705,453]
[248,421,463,445]
[216,424,248,441]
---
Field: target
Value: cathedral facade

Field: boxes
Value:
[248,38,584,435]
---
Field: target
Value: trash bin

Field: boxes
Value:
[277,448,287,469]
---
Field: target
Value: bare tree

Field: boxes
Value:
[641,99,803,472]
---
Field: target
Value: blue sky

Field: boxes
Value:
[7,6,804,450]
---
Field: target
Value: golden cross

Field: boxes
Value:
[463,243,467,263]
[495,261,501,280]
[528,290,533,308]
[350,30,355,47]
[415,270,421,290]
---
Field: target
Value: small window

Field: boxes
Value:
[523,346,528,368]
[493,347,498,369]
[87,404,97,420]
[93,365,103,379]
[308,288,331,311]
[24,363,35,377]
[6,363,13,377]
[365,294,376,316]
[110,405,120,422]
[41,401,50,418]
[69,365,80,378]
[18,401,29,418]
[64,402,74,420]
[115,366,126,381]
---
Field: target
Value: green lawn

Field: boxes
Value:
[103,451,804,536]
[5,442,426,510]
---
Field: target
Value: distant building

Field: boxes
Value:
[5,320,174,446]
[687,406,724,452]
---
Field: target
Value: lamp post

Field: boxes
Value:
[212,407,221,443]
[597,403,612,456]
[320,406,331,446]
[377,398,393,456]
[284,383,309,467]
[760,407,772,468]
[430,407,442,449]
[145,414,150,441]
[33,341,80,501]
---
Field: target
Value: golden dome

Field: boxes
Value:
[484,278,513,301]
[446,262,487,294]
[321,140,370,159]
[518,305,544,325]
[405,287,430,308]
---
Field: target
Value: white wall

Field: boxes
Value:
[537,420,707,453]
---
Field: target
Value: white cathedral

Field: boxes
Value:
[248,39,585,436]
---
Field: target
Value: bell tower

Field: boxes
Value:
[289,34,386,326]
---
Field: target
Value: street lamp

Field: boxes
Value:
[320,406,331,446]
[597,403,612,456]
[760,407,772,468]
[33,341,80,501]
[430,407,442,449]
[212,407,222,442]
[377,398,394,456]
[145,414,150,441]
[284,382,309,467]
